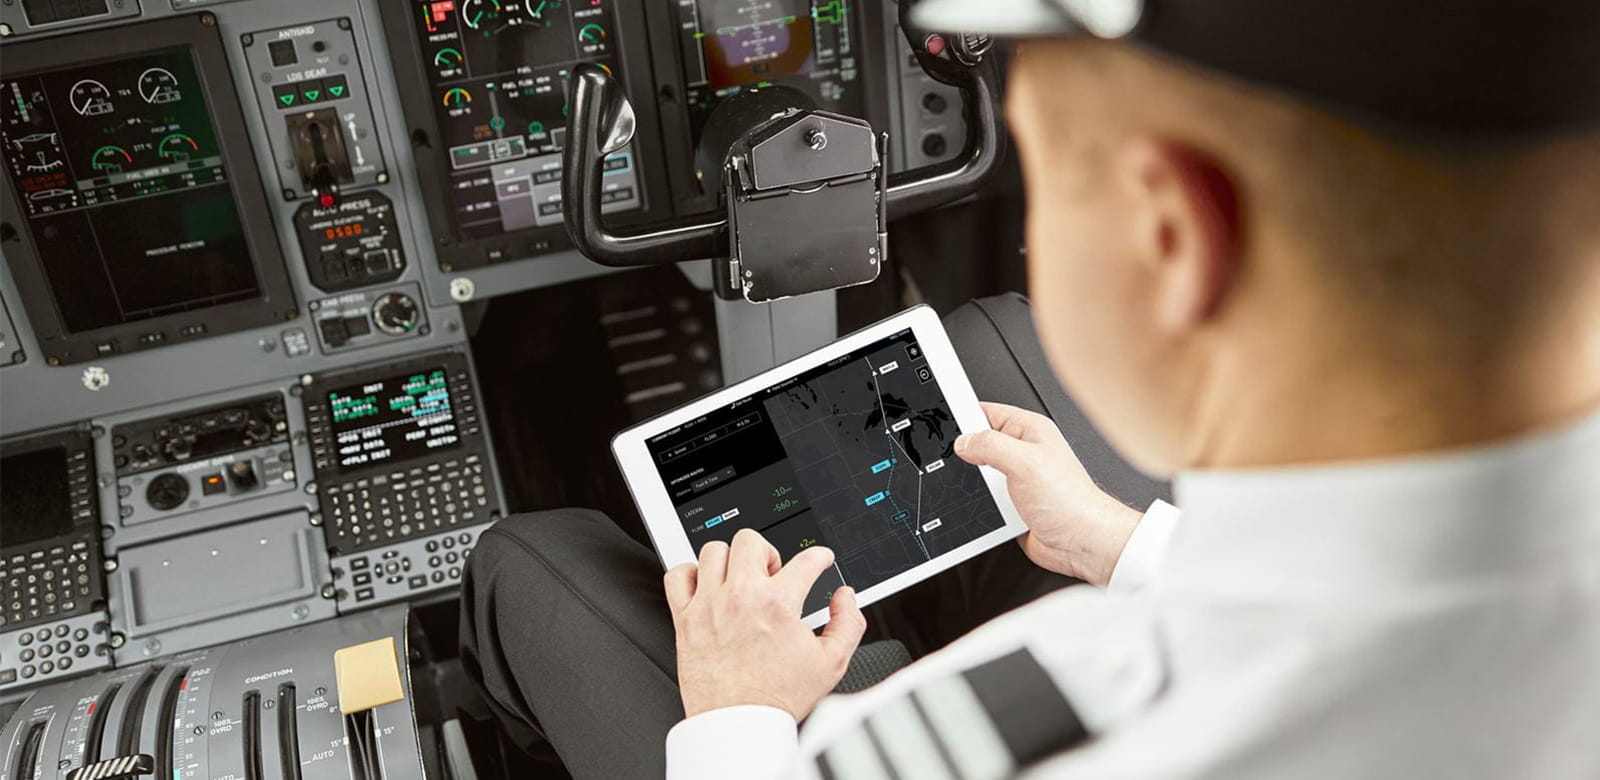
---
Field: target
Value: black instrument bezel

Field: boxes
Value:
[301,348,501,556]
[0,12,297,366]
[640,0,898,216]
[0,425,106,631]
[375,0,674,272]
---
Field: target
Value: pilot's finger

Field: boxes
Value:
[955,427,1037,473]
[772,545,837,599]
[697,540,730,587]
[979,402,1062,444]
[728,528,780,584]
[819,587,867,668]
[663,563,697,618]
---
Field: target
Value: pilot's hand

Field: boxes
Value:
[665,529,867,721]
[955,402,1141,587]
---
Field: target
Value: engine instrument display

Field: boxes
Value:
[326,367,462,473]
[411,0,643,241]
[674,0,863,143]
[1,47,260,335]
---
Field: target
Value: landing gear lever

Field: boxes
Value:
[560,0,1005,302]
[288,108,355,206]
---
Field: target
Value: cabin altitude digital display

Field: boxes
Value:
[326,367,462,473]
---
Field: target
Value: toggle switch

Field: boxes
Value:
[286,108,354,204]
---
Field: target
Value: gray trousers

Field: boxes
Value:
[457,296,1167,779]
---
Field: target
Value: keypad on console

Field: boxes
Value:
[327,456,489,550]
[3,540,93,630]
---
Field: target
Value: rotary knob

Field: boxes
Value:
[162,437,192,461]
[146,473,190,511]
[244,417,271,443]
[371,293,420,336]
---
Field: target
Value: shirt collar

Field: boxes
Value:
[1161,405,1600,595]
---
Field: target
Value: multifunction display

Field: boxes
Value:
[1,445,72,548]
[1,47,260,334]
[326,367,462,473]
[647,329,1005,615]
[1,429,103,634]
[674,0,863,143]
[411,0,642,239]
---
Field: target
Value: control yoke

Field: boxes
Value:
[561,1,1005,302]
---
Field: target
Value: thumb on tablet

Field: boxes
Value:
[775,544,835,598]
[956,428,1032,473]
[821,587,866,665]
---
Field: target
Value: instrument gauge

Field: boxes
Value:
[138,68,182,104]
[372,292,421,335]
[90,145,133,172]
[158,133,200,161]
[68,79,113,116]
[8,133,66,173]
[461,0,504,30]
[526,0,564,22]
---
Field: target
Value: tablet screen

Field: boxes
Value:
[646,328,1007,615]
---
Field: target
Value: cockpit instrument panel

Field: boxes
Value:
[674,0,865,144]
[0,14,294,365]
[0,427,112,690]
[0,0,949,718]
[382,0,668,271]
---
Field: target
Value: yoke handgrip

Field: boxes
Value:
[561,12,1006,269]
[561,65,728,267]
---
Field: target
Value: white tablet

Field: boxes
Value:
[613,305,1026,628]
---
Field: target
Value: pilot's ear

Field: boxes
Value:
[1120,138,1242,332]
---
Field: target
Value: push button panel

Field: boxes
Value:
[888,13,967,171]
[2,429,105,636]
[330,526,487,613]
[303,350,504,565]
[294,192,406,293]
[321,455,491,553]
[2,539,99,631]
[0,611,112,692]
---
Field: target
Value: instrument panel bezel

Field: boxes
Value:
[375,0,675,273]
[0,12,298,366]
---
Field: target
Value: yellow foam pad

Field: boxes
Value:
[334,637,405,714]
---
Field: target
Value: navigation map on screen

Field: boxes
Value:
[647,328,1005,615]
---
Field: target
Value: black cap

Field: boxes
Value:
[912,0,1600,139]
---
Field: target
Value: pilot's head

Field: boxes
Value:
[918,0,1600,475]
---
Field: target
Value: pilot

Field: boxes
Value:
[460,0,1600,778]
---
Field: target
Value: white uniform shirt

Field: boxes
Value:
[665,405,1600,779]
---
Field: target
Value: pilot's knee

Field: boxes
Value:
[477,508,614,550]
[466,509,615,586]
